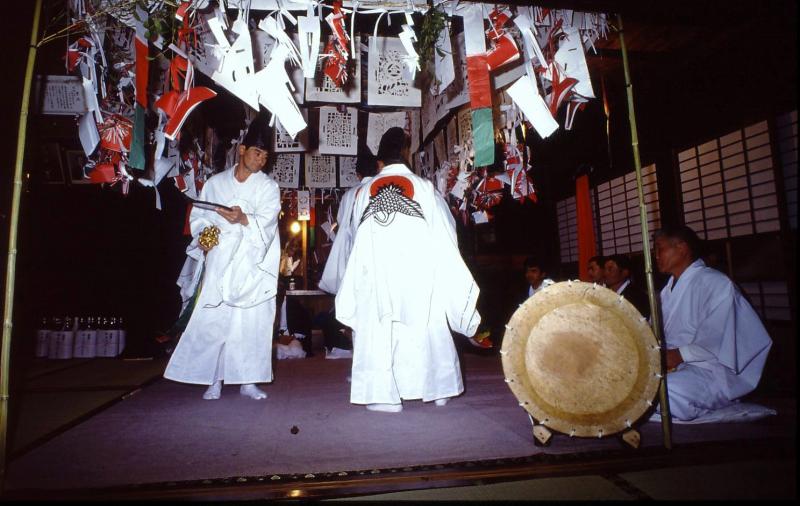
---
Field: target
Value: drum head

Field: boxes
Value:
[501,281,661,438]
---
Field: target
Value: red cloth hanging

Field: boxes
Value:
[575,174,596,282]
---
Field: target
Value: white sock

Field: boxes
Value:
[366,403,402,413]
[240,384,268,400]
[202,380,222,400]
[434,398,449,407]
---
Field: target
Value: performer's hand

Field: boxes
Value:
[216,205,249,226]
[666,348,683,371]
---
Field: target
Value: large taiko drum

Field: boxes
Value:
[501,281,661,439]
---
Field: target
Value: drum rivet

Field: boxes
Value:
[655,373,663,378]
[625,419,632,428]
[597,429,604,438]
[567,280,573,285]
[519,402,527,407]
[617,296,624,304]
[499,350,507,356]
[646,400,653,407]
[504,324,512,330]
[569,429,576,437]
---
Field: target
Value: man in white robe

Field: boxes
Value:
[336,127,481,413]
[164,117,281,400]
[318,146,376,295]
[654,225,772,421]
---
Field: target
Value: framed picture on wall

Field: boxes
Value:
[64,149,90,184]
[39,142,65,184]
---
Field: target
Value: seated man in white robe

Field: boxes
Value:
[164,115,282,400]
[336,127,482,413]
[654,225,772,421]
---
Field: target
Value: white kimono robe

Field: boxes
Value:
[336,164,481,404]
[318,177,372,294]
[660,259,772,420]
[164,168,282,385]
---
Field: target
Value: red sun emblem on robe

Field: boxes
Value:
[360,175,424,226]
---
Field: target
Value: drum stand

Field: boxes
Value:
[527,414,642,449]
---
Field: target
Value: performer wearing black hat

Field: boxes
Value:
[164,114,282,400]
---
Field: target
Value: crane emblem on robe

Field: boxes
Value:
[360,175,424,226]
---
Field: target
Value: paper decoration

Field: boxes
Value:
[35,75,88,115]
[305,36,361,103]
[366,111,407,155]
[255,44,307,139]
[471,108,494,167]
[506,74,558,138]
[254,31,305,104]
[457,108,472,148]
[304,152,337,188]
[297,189,311,220]
[433,25,455,94]
[274,109,310,152]
[367,36,421,107]
[297,11,321,78]
[271,153,300,188]
[554,27,595,99]
[318,106,358,156]
[208,17,260,110]
[338,156,360,187]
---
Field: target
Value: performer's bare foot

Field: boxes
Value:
[240,384,268,400]
[366,403,402,413]
[434,398,449,407]
[203,380,222,400]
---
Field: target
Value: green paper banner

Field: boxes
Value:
[471,108,494,167]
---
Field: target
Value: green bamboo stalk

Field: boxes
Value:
[1,0,44,489]
[617,14,673,450]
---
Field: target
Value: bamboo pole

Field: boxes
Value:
[1,0,44,488]
[617,14,673,450]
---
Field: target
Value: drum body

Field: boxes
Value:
[501,281,661,438]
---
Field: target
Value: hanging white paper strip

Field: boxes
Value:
[318,106,358,156]
[305,36,361,103]
[304,152,337,188]
[274,109,310,152]
[297,189,311,220]
[271,153,301,188]
[338,155,360,188]
[367,36,421,107]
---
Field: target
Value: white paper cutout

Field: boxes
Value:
[274,109,310,152]
[304,152,337,188]
[78,112,100,156]
[554,27,595,99]
[305,36,361,103]
[506,74,558,138]
[297,189,311,219]
[462,4,487,56]
[366,111,407,155]
[271,153,301,188]
[253,31,305,104]
[208,17,260,110]
[421,89,448,141]
[433,25,455,94]
[254,44,307,139]
[338,155,360,187]
[318,106,358,156]
[367,36,421,107]
[398,24,420,81]
[297,12,321,78]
